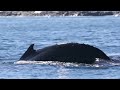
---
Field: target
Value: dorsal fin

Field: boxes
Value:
[20,44,36,60]
[28,44,34,51]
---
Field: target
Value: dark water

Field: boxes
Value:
[0,16,120,79]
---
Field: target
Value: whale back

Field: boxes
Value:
[34,43,110,62]
[19,43,110,64]
[45,43,110,60]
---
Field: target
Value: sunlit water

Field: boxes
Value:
[0,16,120,79]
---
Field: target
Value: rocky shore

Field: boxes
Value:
[0,11,120,16]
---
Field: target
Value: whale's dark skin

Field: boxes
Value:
[19,43,110,64]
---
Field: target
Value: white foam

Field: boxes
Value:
[14,58,120,68]
[14,60,53,64]
[14,60,82,67]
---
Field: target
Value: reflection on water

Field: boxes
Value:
[57,67,70,79]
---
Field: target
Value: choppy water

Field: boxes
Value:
[0,16,120,79]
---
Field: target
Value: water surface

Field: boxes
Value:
[0,16,120,79]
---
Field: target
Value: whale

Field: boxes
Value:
[19,43,110,64]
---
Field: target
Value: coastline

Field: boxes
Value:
[0,11,119,16]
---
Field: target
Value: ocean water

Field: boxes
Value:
[0,16,120,79]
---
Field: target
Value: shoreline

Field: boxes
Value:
[0,15,116,17]
[0,11,119,16]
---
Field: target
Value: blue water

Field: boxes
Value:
[0,16,120,79]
